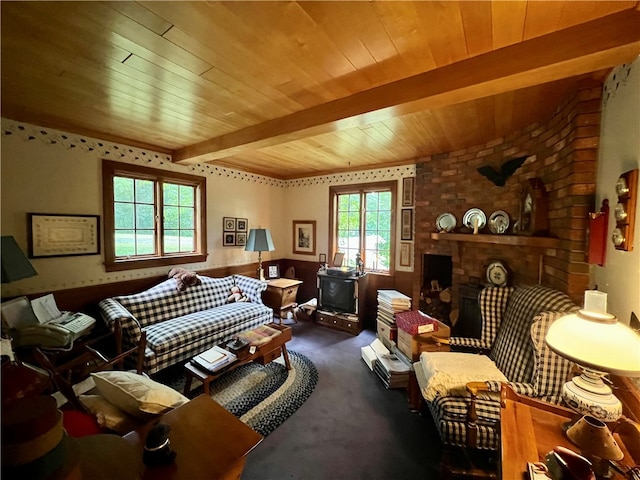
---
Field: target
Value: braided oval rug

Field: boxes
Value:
[156,351,318,437]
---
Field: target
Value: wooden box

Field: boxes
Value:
[397,319,450,361]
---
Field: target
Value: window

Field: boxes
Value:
[102,160,207,271]
[329,181,396,273]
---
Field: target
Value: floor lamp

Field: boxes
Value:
[245,229,274,281]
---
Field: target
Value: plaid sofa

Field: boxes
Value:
[415,284,579,450]
[98,275,272,374]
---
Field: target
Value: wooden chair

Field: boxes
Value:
[32,329,147,413]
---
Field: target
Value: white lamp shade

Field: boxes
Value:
[245,229,275,252]
[546,310,640,377]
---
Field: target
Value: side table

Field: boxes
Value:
[500,385,637,479]
[123,394,262,480]
[263,278,303,323]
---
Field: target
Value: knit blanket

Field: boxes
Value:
[418,351,507,401]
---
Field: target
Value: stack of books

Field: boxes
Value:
[361,338,411,389]
[192,345,237,373]
[377,290,412,323]
[376,290,412,348]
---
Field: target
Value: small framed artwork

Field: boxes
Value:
[236,232,247,246]
[293,220,316,255]
[331,252,345,267]
[402,177,415,207]
[401,208,413,240]
[268,265,280,279]
[236,218,248,232]
[223,217,236,232]
[223,233,236,246]
[28,213,100,258]
[319,253,327,264]
[400,242,411,267]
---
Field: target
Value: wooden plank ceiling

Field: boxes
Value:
[2,1,639,179]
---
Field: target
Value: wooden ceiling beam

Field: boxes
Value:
[172,9,640,165]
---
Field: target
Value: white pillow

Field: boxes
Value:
[79,394,141,434]
[91,371,189,419]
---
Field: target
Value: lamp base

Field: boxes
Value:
[562,372,622,422]
[257,267,265,282]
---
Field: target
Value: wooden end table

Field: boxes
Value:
[123,394,262,480]
[183,323,292,397]
[500,385,638,479]
[263,278,302,323]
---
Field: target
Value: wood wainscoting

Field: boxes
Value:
[17,260,415,333]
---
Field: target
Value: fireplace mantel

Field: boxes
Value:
[430,232,561,248]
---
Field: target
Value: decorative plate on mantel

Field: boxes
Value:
[435,212,457,232]
[489,210,510,234]
[462,208,486,231]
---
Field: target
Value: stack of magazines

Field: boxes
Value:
[192,345,237,373]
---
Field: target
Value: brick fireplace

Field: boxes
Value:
[411,77,601,309]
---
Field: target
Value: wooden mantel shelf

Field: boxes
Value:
[430,232,561,248]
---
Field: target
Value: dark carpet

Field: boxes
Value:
[153,350,318,437]
[239,319,443,480]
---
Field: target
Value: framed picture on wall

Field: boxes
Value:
[236,233,247,246]
[400,242,411,267]
[223,233,236,246]
[402,177,415,207]
[236,218,248,232]
[28,213,100,258]
[401,209,413,240]
[223,217,236,232]
[292,220,316,255]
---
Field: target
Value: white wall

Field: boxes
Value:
[0,120,285,297]
[593,57,640,325]
[0,119,415,298]
[285,168,416,269]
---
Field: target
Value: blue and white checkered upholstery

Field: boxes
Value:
[416,284,578,450]
[449,286,514,351]
[98,275,272,374]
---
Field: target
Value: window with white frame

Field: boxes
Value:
[102,160,207,271]
[329,181,396,273]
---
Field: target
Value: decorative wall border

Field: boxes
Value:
[1,118,416,187]
[603,62,634,105]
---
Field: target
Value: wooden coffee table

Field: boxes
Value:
[123,394,262,480]
[183,322,292,397]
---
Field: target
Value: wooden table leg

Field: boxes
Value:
[281,345,291,370]
[184,372,194,396]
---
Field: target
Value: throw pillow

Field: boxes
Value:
[79,394,141,434]
[91,371,189,419]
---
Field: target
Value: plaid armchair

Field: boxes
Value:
[414,284,578,450]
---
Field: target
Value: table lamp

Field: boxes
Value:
[245,228,274,281]
[546,290,640,423]
[1,236,37,283]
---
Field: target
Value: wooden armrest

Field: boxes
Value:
[430,336,450,346]
[466,381,490,396]
[465,381,490,449]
